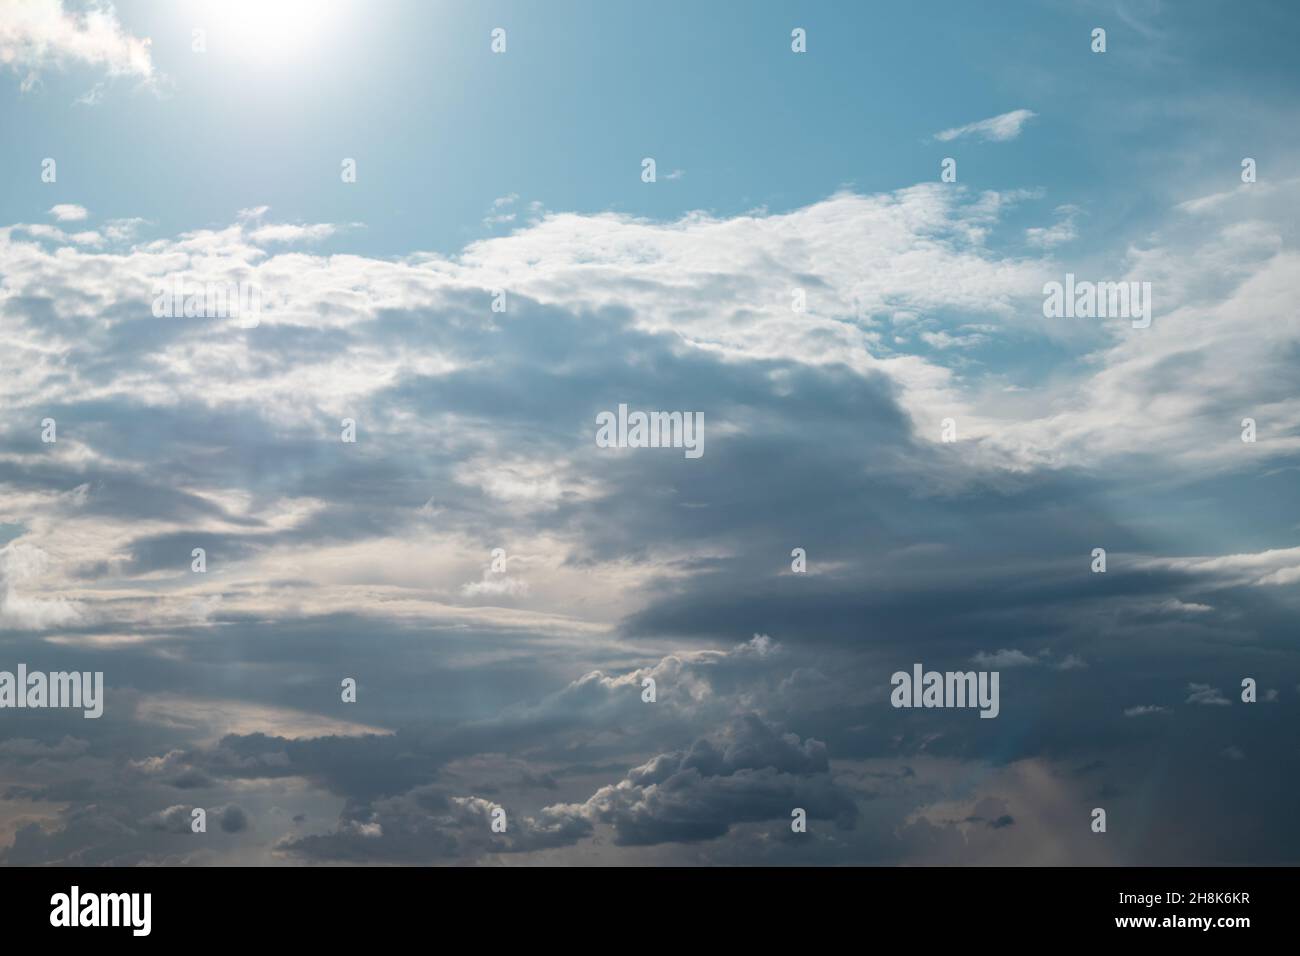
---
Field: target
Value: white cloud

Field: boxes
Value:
[0,0,154,86]
[48,203,87,222]
[2,175,1297,510]
[1025,204,1079,248]
[6,176,1295,499]
[461,575,530,598]
[0,180,1296,640]
[971,649,1037,668]
[484,193,520,226]
[969,207,1300,476]
[1124,705,1169,717]
[246,222,336,244]
[966,649,1083,671]
[1139,546,1300,589]
[920,330,987,350]
[103,216,147,242]
[1185,683,1230,706]
[934,109,1036,143]
[0,541,82,630]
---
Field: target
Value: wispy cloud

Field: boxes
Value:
[971,649,1037,668]
[1185,684,1231,707]
[1025,204,1079,248]
[1124,705,1169,717]
[934,108,1036,143]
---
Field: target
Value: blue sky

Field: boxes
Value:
[7,0,1298,257]
[0,0,1298,865]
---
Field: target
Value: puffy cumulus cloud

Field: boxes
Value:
[278,714,853,861]
[114,636,806,829]
[443,185,1054,390]
[0,539,82,629]
[101,637,853,864]
[2,184,1061,438]
[277,786,592,863]
[126,750,214,789]
[48,204,88,222]
[143,804,193,834]
[4,177,1295,507]
[245,222,338,245]
[558,714,858,846]
[0,0,154,87]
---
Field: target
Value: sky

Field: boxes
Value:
[0,0,1298,865]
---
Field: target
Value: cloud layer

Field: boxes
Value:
[0,172,1298,865]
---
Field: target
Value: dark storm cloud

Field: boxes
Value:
[277,784,593,863]
[576,714,858,846]
[1,174,1299,867]
[219,805,249,833]
[276,713,856,861]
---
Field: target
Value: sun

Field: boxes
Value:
[203,0,344,61]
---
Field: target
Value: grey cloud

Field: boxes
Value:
[562,714,858,847]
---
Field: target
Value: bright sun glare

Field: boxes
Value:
[205,0,342,60]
